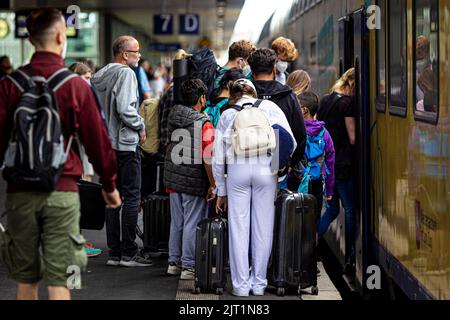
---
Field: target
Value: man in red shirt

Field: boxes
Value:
[0,8,121,300]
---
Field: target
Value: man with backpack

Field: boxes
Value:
[0,8,121,300]
[212,40,256,100]
[91,36,151,268]
[249,48,307,170]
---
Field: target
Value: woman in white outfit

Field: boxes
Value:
[213,79,296,297]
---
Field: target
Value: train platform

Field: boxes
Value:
[0,226,341,301]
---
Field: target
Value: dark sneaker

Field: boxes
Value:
[119,251,153,267]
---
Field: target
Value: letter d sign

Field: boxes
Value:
[180,14,199,35]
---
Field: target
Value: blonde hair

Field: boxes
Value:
[174,49,192,61]
[287,70,311,96]
[330,68,355,94]
[69,62,92,76]
[271,37,299,62]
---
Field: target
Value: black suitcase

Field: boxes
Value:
[143,194,171,252]
[78,180,106,230]
[194,217,227,295]
[269,190,319,297]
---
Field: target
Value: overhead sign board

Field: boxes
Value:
[179,14,199,35]
[153,14,173,35]
[149,43,181,52]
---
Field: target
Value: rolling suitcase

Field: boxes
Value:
[269,189,319,297]
[194,217,227,295]
[142,194,171,252]
[78,180,106,230]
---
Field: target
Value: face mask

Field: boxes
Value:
[84,78,91,86]
[242,64,252,78]
[276,61,289,74]
[61,37,67,59]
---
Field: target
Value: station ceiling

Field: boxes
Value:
[10,0,246,52]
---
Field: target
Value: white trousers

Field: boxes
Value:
[227,162,277,295]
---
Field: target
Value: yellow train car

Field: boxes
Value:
[258,0,449,299]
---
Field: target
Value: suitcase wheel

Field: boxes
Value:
[311,286,319,296]
[194,287,201,295]
[215,288,224,296]
[276,287,285,297]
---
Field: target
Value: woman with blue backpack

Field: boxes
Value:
[295,92,335,223]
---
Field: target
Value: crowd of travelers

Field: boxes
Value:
[0,8,357,300]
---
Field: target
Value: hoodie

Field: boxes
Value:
[91,63,145,152]
[254,80,306,167]
[305,119,335,197]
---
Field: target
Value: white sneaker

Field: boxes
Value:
[106,257,120,266]
[167,263,182,276]
[232,290,250,297]
[251,289,265,296]
[180,268,195,280]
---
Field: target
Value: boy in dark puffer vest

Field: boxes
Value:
[164,79,216,280]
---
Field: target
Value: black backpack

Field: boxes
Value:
[3,67,78,191]
[187,47,218,98]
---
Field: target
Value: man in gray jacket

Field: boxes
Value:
[91,36,151,267]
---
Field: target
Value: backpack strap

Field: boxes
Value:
[253,99,263,108]
[6,68,33,93]
[318,128,326,139]
[47,68,78,92]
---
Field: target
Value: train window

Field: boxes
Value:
[376,0,386,113]
[413,0,439,124]
[388,0,408,117]
[310,40,317,65]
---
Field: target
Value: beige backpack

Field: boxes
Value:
[231,100,276,158]
[139,98,160,154]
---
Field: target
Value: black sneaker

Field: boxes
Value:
[119,250,153,267]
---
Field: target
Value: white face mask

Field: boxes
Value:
[276,61,288,74]
[242,64,252,78]
[61,37,67,59]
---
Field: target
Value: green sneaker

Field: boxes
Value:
[84,245,102,258]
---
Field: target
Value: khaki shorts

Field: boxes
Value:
[0,192,87,287]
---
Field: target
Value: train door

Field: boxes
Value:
[337,7,371,296]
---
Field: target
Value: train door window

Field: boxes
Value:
[413,0,439,124]
[376,0,386,112]
[388,0,408,117]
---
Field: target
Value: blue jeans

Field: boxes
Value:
[318,178,355,262]
[168,192,207,269]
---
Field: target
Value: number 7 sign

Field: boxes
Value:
[154,15,173,35]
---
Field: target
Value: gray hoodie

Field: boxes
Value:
[91,63,145,152]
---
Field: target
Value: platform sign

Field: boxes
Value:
[15,10,78,38]
[154,14,173,35]
[179,14,199,35]
[149,43,181,52]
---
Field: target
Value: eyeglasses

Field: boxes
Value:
[124,50,141,55]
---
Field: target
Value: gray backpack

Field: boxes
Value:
[3,67,78,191]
